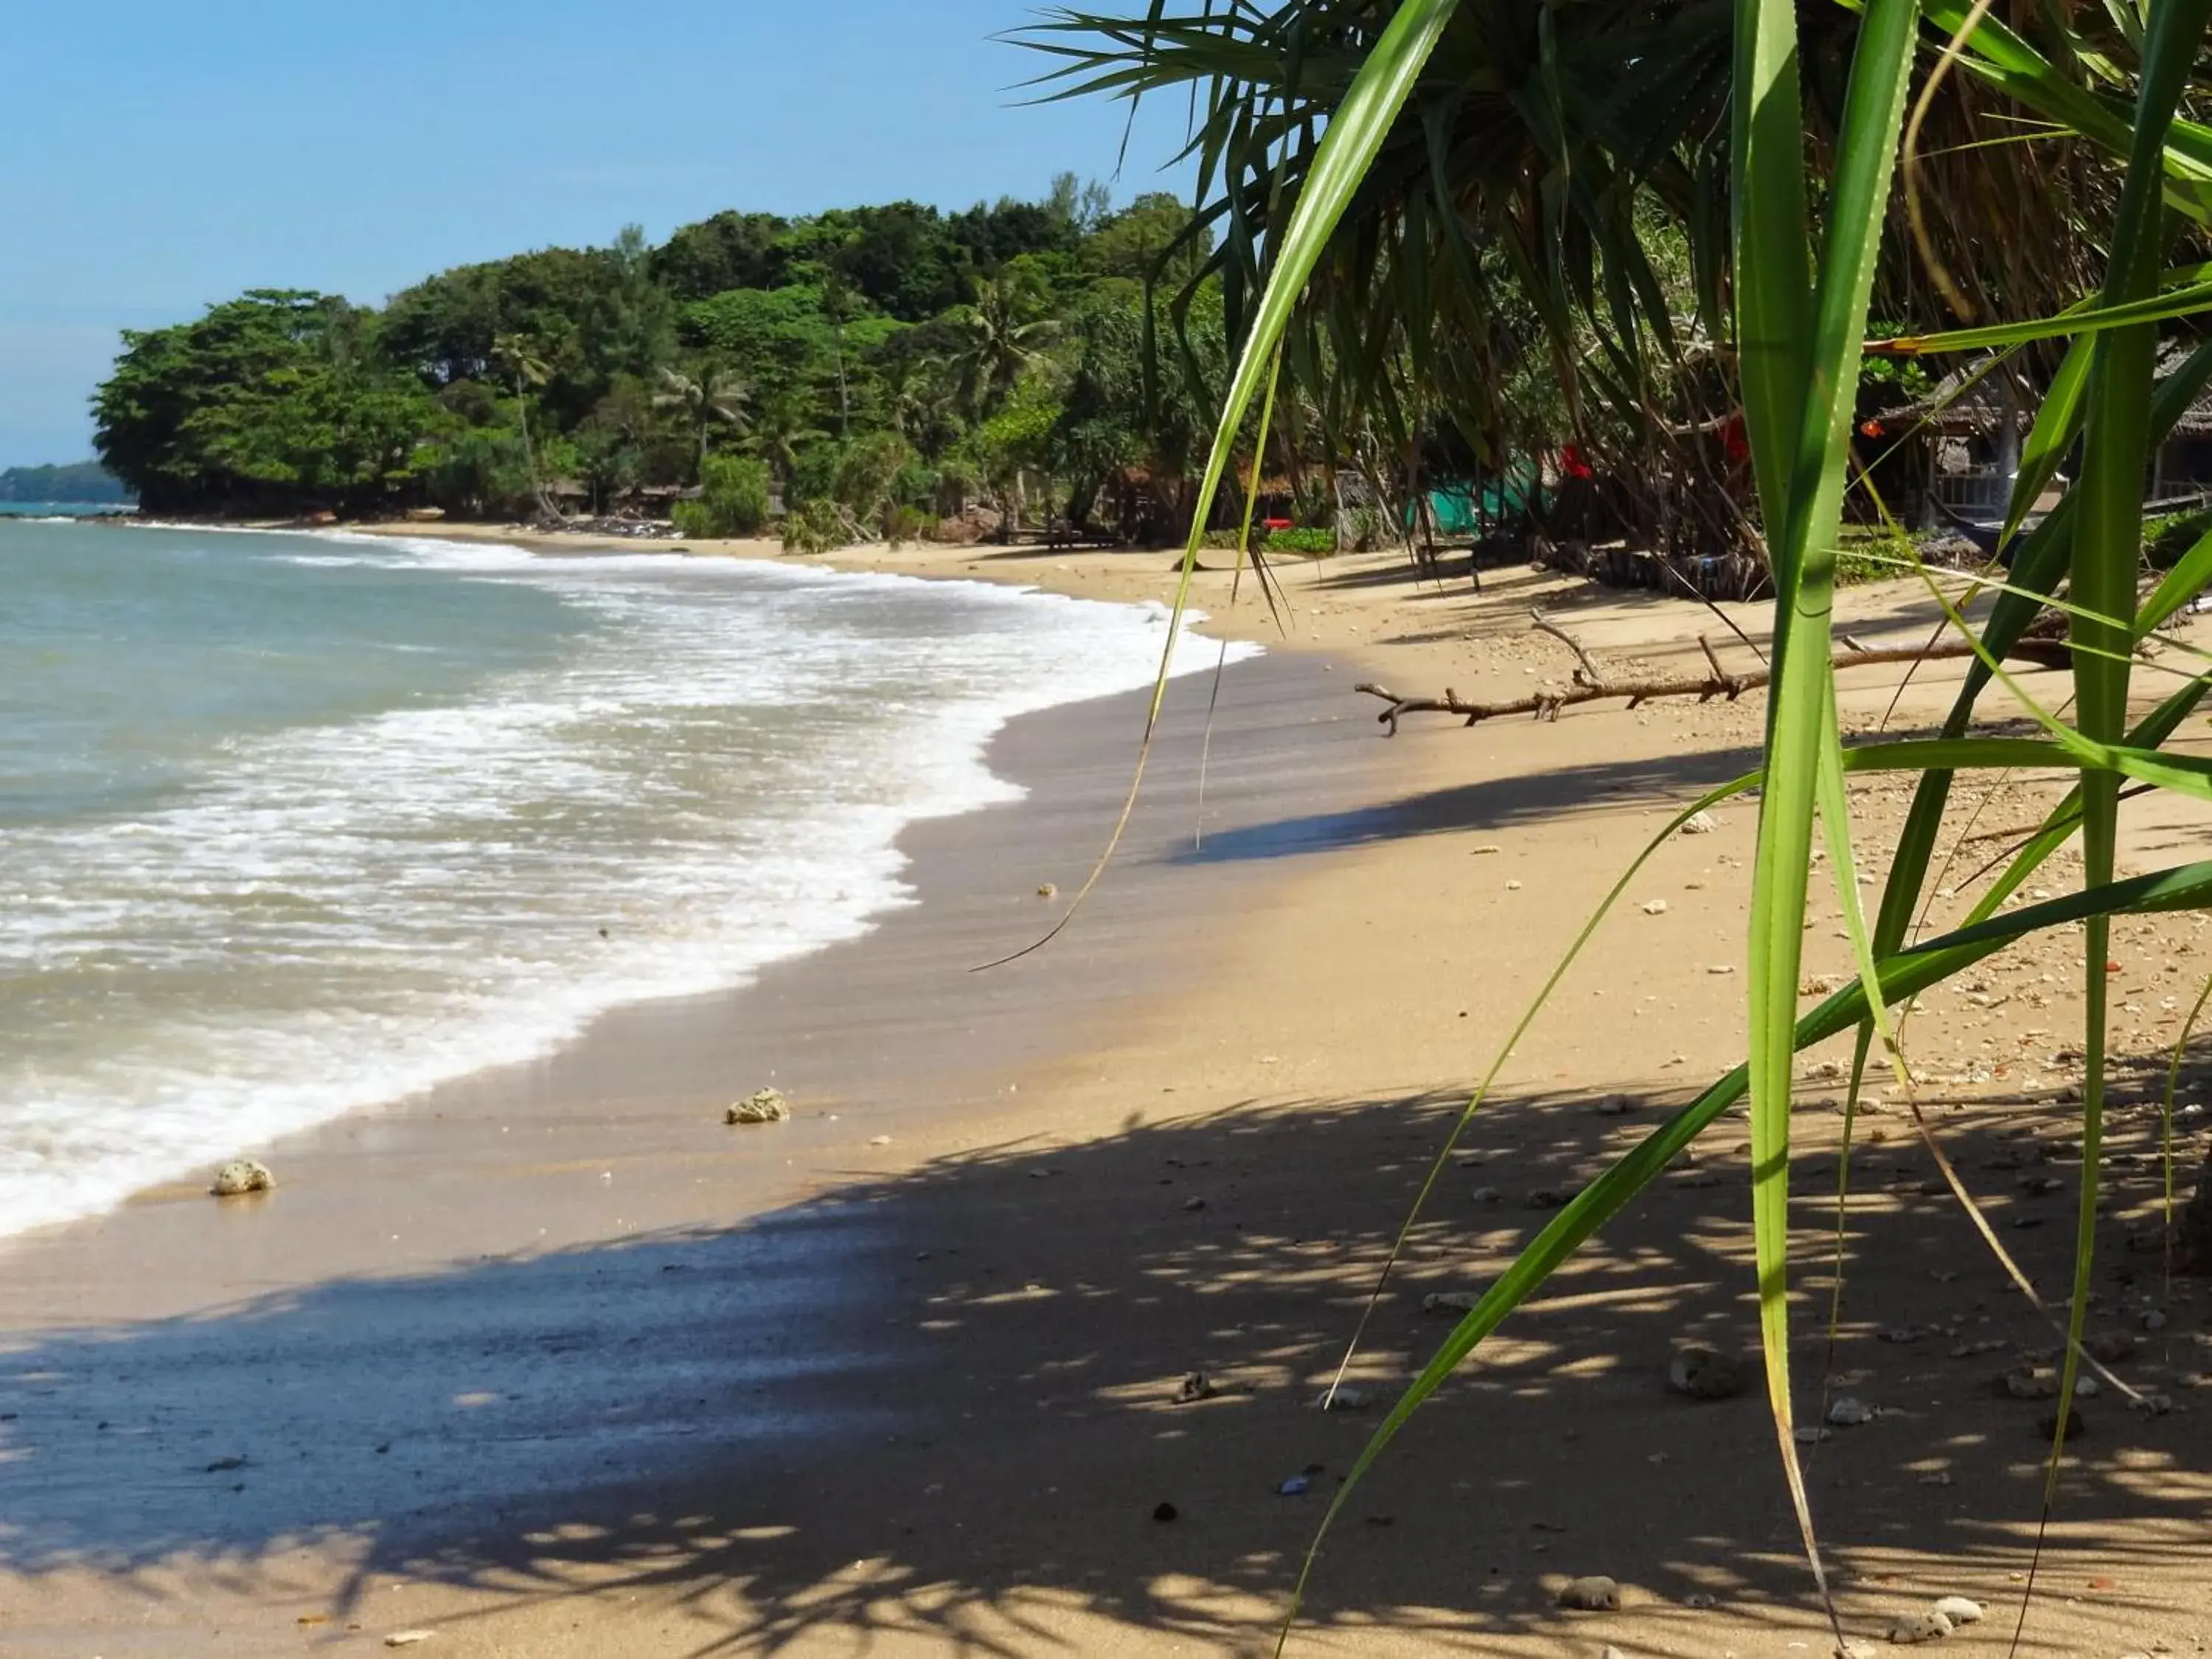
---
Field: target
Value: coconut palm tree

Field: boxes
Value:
[747,386,828,492]
[949,269,1064,420]
[654,364,752,478]
[490,332,553,516]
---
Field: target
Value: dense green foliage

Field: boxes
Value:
[0,461,131,503]
[671,455,772,539]
[94,178,1244,540]
[1038,1,2107,563]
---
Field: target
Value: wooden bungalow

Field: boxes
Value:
[1868,343,2212,525]
[1863,359,2035,526]
[2152,346,2212,504]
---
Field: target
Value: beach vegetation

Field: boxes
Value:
[94,290,446,517]
[672,454,773,540]
[1039,0,2212,1646]
[91,184,1266,543]
[655,364,753,472]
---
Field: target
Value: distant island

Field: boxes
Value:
[89,177,1234,551]
[0,462,133,504]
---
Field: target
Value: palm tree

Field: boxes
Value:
[817,269,862,437]
[747,386,828,492]
[1028,1,2106,564]
[490,332,553,517]
[950,270,1063,420]
[654,364,751,478]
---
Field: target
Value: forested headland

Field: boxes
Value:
[0,462,132,504]
[90,177,1259,547]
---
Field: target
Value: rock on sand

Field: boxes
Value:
[1667,1342,1746,1401]
[209,1159,274,1197]
[1557,1575,1621,1611]
[726,1088,790,1126]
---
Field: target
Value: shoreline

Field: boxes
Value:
[4,524,2208,1656]
[0,518,1270,1248]
[0,646,1388,1327]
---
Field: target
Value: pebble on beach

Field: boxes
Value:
[1885,1609,1953,1644]
[1557,1575,1621,1612]
[1667,1343,1746,1401]
[1931,1596,1983,1626]
[209,1158,274,1197]
[726,1088,790,1126]
[2003,1363,2062,1400]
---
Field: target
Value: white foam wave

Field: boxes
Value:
[0,539,1254,1242]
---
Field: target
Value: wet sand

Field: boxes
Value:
[3,538,2208,1657]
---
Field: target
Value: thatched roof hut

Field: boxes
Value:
[1868,359,2034,441]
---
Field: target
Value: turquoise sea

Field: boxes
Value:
[0,520,1239,1239]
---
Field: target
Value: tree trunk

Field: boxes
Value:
[835,327,850,437]
[513,380,552,519]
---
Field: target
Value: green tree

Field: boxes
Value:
[964,392,1062,536]
[947,268,1062,420]
[671,453,773,538]
[93,290,440,515]
[748,385,830,490]
[653,364,751,476]
[650,209,790,302]
[679,285,838,402]
[1047,171,1116,236]
[1081,192,1213,288]
[490,333,552,514]
[86,179,1229,535]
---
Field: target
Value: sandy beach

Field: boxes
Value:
[3,528,2207,1658]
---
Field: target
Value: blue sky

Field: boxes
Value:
[0,2,1194,468]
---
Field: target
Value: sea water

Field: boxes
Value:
[0,521,1244,1239]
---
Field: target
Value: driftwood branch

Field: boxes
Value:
[1529,607,1607,684]
[1697,633,1733,686]
[1356,639,2073,734]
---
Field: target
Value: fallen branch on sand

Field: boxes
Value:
[1355,619,2073,734]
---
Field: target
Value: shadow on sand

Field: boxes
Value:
[1180,745,1764,864]
[3,1081,2204,1655]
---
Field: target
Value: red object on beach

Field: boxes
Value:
[1262,516,1293,531]
[1559,444,1595,480]
[1720,414,1750,465]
